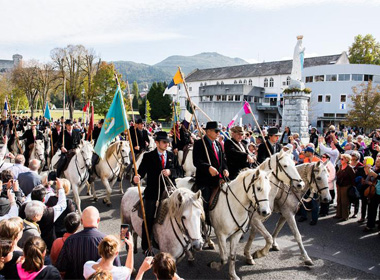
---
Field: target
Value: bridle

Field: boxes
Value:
[305,164,329,201]
[269,154,303,187]
[74,146,92,186]
[105,142,130,180]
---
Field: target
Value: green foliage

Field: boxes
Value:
[132,81,139,109]
[92,62,128,117]
[345,81,380,131]
[146,99,152,123]
[283,87,311,94]
[138,97,146,118]
[348,34,380,65]
[147,82,172,120]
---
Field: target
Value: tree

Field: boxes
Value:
[348,34,380,65]
[131,81,139,109]
[345,81,380,131]
[37,63,58,114]
[82,48,101,102]
[147,82,172,120]
[92,62,128,117]
[51,45,87,119]
[146,99,152,123]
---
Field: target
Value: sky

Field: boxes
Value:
[1,0,380,65]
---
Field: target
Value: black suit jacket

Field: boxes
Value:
[138,149,178,200]
[52,128,63,146]
[130,126,150,152]
[20,129,44,150]
[257,140,283,163]
[224,138,250,180]
[57,130,81,151]
[193,136,228,188]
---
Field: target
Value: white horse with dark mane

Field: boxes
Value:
[244,161,331,266]
[121,187,204,262]
[88,141,130,205]
[178,147,196,177]
[51,140,94,214]
[207,167,272,280]
[29,139,45,172]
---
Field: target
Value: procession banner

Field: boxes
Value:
[2,101,8,118]
[44,102,51,121]
[163,69,183,96]
[87,104,94,141]
[94,86,129,158]
[227,101,252,128]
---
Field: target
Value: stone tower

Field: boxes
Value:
[282,36,310,142]
[12,54,23,67]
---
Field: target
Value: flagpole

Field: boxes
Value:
[247,104,272,157]
[178,67,212,165]
[6,97,22,153]
[114,73,152,253]
[192,102,212,121]
[172,102,177,144]
[61,59,66,148]
[90,102,93,142]
[126,81,140,150]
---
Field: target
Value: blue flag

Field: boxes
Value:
[44,102,51,121]
[95,86,129,158]
[2,101,7,118]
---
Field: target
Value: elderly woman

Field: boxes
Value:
[334,154,356,221]
[18,200,45,249]
[83,234,134,280]
[319,154,336,216]
[349,151,364,219]
[363,157,380,232]
[356,135,367,149]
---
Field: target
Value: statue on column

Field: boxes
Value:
[290,35,305,90]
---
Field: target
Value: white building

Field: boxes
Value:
[183,52,380,130]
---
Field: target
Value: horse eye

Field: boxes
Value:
[283,165,288,168]
[317,177,321,180]
[257,187,262,191]
[182,216,186,220]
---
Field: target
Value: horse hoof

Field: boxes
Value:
[245,258,255,265]
[93,197,98,202]
[304,259,314,266]
[187,257,195,263]
[271,245,280,251]
[208,261,220,270]
[106,203,111,207]
[229,275,240,280]
[252,251,262,259]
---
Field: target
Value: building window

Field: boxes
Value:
[235,95,241,101]
[234,80,237,84]
[305,76,313,83]
[318,95,323,102]
[340,95,347,102]
[228,95,233,101]
[204,82,207,86]
[338,74,350,81]
[222,95,227,101]
[364,74,373,81]
[264,78,268,87]
[200,83,203,86]
[216,81,219,85]
[254,97,259,102]
[326,74,337,81]
[189,87,192,91]
[286,76,291,85]
[264,98,270,103]
[336,114,347,118]
[239,80,242,84]
[221,81,224,85]
[246,96,252,102]
[244,79,247,84]
[352,74,363,81]
[248,79,252,86]
[324,113,335,118]
[269,78,274,87]
[315,75,324,82]
[325,95,331,102]
[216,95,221,101]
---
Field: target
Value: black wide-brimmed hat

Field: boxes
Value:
[267,127,281,136]
[136,119,143,124]
[65,119,73,125]
[205,121,221,131]
[154,131,172,142]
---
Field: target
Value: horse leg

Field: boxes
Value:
[229,232,243,280]
[86,181,92,196]
[244,224,257,265]
[285,213,313,266]
[186,250,195,262]
[102,177,114,206]
[252,220,273,259]
[209,233,228,271]
[72,184,82,215]
[132,230,138,254]
[91,182,98,201]
[271,215,287,251]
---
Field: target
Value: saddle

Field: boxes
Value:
[181,144,193,165]
[209,180,225,211]
[133,199,169,225]
[57,150,77,173]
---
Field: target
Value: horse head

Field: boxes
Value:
[168,188,204,251]
[310,161,332,203]
[245,168,272,217]
[34,140,45,162]
[267,149,305,190]
[119,141,131,165]
[80,140,94,169]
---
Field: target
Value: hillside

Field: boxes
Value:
[112,52,248,86]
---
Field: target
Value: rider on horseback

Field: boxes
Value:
[130,119,150,156]
[19,121,44,166]
[56,119,81,177]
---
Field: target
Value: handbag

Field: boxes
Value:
[348,186,360,199]
[364,184,376,198]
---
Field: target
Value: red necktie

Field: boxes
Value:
[160,154,165,169]
[212,142,220,165]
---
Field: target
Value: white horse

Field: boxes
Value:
[88,141,130,205]
[178,147,196,177]
[29,139,45,172]
[121,187,204,262]
[244,161,331,266]
[209,167,272,280]
[9,132,25,155]
[54,140,94,214]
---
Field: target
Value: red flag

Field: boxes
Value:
[87,105,94,140]
[83,101,90,112]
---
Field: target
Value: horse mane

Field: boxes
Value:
[105,141,119,159]
[168,188,203,220]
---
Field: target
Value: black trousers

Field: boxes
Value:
[141,199,157,251]
[320,190,335,215]
[200,185,213,224]
[367,194,380,229]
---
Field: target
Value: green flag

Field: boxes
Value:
[44,102,51,121]
[94,86,129,158]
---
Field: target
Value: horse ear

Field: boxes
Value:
[194,190,201,200]
[177,193,183,204]
[80,139,84,146]
[316,161,321,167]
[90,140,94,146]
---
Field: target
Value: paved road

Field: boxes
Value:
[79,179,380,280]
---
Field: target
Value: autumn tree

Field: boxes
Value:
[37,63,58,114]
[51,45,87,119]
[348,34,380,65]
[345,81,380,131]
[82,48,101,102]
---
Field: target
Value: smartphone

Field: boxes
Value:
[120,224,130,240]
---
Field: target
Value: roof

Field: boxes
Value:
[186,53,348,82]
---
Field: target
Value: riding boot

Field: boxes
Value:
[201,186,211,225]
[141,199,156,252]
[56,155,67,178]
